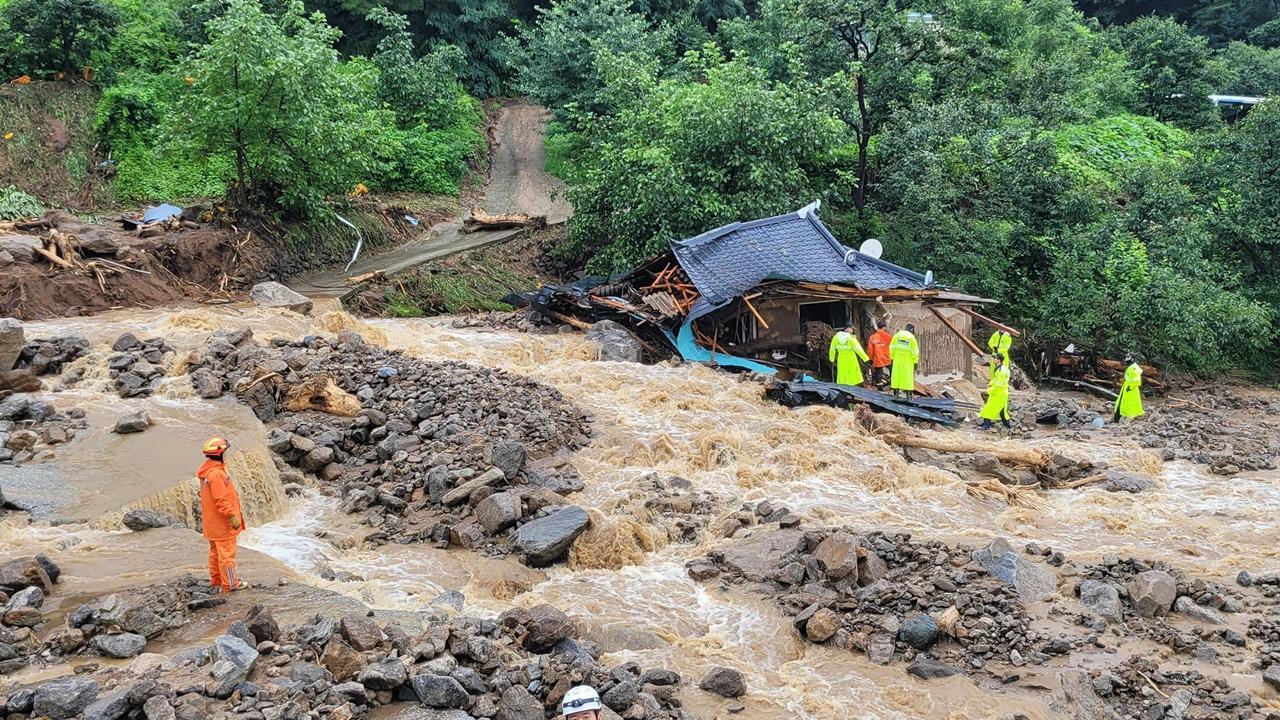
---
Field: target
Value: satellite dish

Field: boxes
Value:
[858,238,883,259]
[923,270,934,287]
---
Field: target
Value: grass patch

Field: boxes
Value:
[383,261,525,316]
[0,81,114,208]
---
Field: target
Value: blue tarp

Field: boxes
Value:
[141,204,182,223]
[666,319,791,376]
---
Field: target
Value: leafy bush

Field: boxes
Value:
[0,185,44,220]
[1050,115,1190,189]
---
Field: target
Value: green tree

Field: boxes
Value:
[507,0,665,116]
[1213,40,1280,96]
[1113,15,1221,128]
[170,0,376,217]
[366,6,467,128]
[2,0,119,77]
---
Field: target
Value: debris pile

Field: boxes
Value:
[2,602,692,720]
[693,528,1042,675]
[187,329,596,565]
[14,333,89,376]
[1091,657,1261,720]
[106,332,177,398]
[0,395,86,464]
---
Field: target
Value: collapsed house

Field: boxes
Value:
[531,202,1013,388]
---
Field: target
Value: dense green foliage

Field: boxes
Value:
[0,185,44,220]
[521,0,1280,374]
[1,0,119,77]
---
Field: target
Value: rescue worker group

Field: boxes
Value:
[828,320,1145,429]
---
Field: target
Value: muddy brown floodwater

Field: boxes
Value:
[6,303,1280,719]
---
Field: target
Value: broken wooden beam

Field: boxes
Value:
[927,305,985,357]
[948,305,1023,337]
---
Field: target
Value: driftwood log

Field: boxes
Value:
[855,405,1048,468]
[461,208,547,233]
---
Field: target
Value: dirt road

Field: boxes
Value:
[290,102,568,298]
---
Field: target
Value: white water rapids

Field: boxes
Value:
[4,303,1278,719]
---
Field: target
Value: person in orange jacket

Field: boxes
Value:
[198,437,248,592]
[866,320,893,388]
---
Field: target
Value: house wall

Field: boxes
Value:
[881,302,973,377]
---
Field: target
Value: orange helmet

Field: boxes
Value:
[202,437,230,456]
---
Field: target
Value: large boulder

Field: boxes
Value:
[83,689,131,720]
[122,509,175,532]
[585,320,643,363]
[408,674,469,709]
[699,666,746,698]
[720,528,806,582]
[0,318,25,371]
[340,613,384,651]
[0,556,53,592]
[1173,596,1225,625]
[495,685,543,720]
[522,604,573,651]
[33,677,100,719]
[475,491,523,535]
[93,632,147,658]
[357,659,408,690]
[813,532,859,581]
[1128,571,1177,618]
[112,410,153,434]
[250,281,313,315]
[898,613,938,650]
[972,537,1058,602]
[1078,580,1123,624]
[509,506,590,566]
[0,369,40,393]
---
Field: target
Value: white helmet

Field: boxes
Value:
[561,685,602,716]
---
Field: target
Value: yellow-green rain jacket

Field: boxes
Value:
[1115,362,1144,418]
[828,331,870,386]
[987,331,1012,369]
[889,330,919,391]
[980,363,1011,421]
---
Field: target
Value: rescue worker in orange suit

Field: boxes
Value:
[199,437,248,592]
[867,320,893,388]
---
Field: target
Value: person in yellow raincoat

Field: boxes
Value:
[1113,359,1144,422]
[828,324,870,386]
[979,354,1012,429]
[987,330,1012,370]
[889,324,920,400]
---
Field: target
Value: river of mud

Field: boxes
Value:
[4,303,1279,719]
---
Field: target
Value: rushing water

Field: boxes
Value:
[8,304,1280,719]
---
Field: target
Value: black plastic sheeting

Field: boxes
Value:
[766,380,960,425]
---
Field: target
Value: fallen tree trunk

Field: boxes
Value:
[855,405,1047,467]
[461,208,547,233]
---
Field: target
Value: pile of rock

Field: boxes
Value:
[14,333,90,376]
[186,330,596,564]
[1081,556,1244,619]
[0,395,87,464]
[704,500,803,540]
[693,528,1043,675]
[0,555,63,674]
[106,332,176,398]
[1247,617,1280,690]
[3,602,691,720]
[1091,656,1262,720]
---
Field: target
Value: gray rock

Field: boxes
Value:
[358,659,408,690]
[495,685,542,720]
[112,410,153,434]
[1078,580,1123,623]
[509,505,590,566]
[191,370,224,399]
[143,696,176,720]
[340,613,383,651]
[492,441,527,479]
[0,234,40,263]
[441,467,505,506]
[603,680,639,711]
[907,658,962,679]
[721,528,807,582]
[866,633,895,664]
[1100,471,1154,493]
[1128,571,1177,617]
[1173,596,1225,624]
[699,666,746,698]
[585,320,643,362]
[302,446,335,472]
[1263,665,1280,692]
[33,677,100,719]
[0,318,24,371]
[93,632,147,658]
[6,687,35,714]
[408,674,469,708]
[249,281,313,314]
[430,590,465,612]
[83,689,131,720]
[212,633,259,672]
[5,585,43,611]
[123,509,175,531]
[475,490,522,535]
[972,537,1057,602]
[898,613,937,650]
[1051,670,1121,720]
[245,606,280,643]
